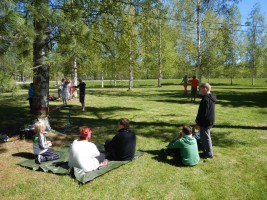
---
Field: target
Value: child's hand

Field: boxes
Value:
[46,141,52,147]
[178,132,183,139]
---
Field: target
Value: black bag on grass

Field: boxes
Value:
[0,134,9,142]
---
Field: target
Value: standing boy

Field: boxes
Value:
[75,78,86,111]
[195,83,216,159]
[188,75,199,102]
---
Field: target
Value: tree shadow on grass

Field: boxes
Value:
[12,152,34,159]
[215,124,267,130]
[216,91,267,108]
[49,105,139,132]
[216,87,267,90]
[212,131,247,148]
[139,149,178,167]
[154,90,267,108]
[152,99,197,105]
[58,115,182,143]
[53,109,267,145]
[0,103,31,136]
[0,147,8,154]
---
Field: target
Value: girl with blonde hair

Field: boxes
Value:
[33,120,60,164]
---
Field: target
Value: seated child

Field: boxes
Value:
[68,128,108,172]
[33,120,60,164]
[161,125,200,166]
[104,118,136,161]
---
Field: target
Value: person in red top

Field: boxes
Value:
[188,75,199,102]
[69,80,75,100]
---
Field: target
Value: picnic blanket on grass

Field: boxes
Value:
[17,144,144,184]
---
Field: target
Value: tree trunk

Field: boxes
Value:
[113,25,117,88]
[20,72,25,82]
[114,58,117,87]
[128,3,134,90]
[72,58,78,97]
[208,69,210,83]
[32,0,50,130]
[101,72,104,88]
[129,55,134,90]
[196,0,202,87]
[114,72,117,87]
[252,59,255,86]
[158,16,163,88]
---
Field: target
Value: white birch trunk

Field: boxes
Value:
[197,0,202,89]
[101,72,104,88]
[158,16,162,88]
[72,58,78,97]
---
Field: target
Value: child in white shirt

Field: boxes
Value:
[68,128,108,172]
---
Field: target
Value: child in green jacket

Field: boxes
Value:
[162,125,199,166]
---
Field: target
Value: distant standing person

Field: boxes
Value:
[28,83,34,110]
[70,80,75,100]
[74,78,86,111]
[61,78,68,106]
[181,74,189,94]
[188,75,199,102]
[195,83,216,159]
[104,118,136,161]
[66,79,71,101]
[55,80,62,99]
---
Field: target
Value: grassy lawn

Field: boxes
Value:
[0,78,266,199]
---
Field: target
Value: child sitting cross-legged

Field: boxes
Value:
[161,125,200,166]
[33,120,60,164]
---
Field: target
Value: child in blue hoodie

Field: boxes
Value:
[162,125,199,166]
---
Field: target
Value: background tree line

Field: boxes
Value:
[1,0,267,92]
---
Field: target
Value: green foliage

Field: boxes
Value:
[0,0,267,86]
[0,72,17,92]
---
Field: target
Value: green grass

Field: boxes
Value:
[0,78,267,199]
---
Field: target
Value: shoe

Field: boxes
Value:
[160,148,168,155]
[82,108,85,111]
[199,153,213,159]
[205,155,213,159]
[35,155,42,164]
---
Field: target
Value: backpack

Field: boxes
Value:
[0,134,9,143]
